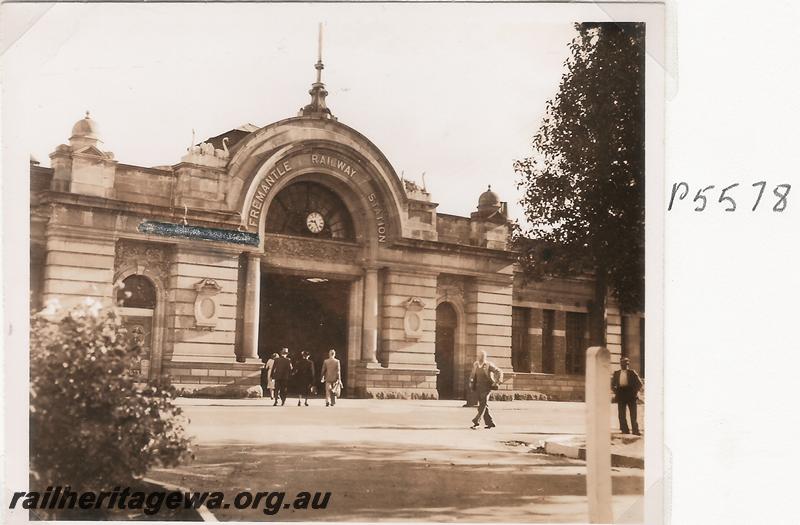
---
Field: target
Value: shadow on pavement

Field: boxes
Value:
[149,440,642,522]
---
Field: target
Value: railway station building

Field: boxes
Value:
[29,56,644,401]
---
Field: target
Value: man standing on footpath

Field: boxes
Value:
[611,357,643,435]
[320,349,342,407]
[469,350,503,429]
[272,348,293,406]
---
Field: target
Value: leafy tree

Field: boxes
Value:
[30,304,192,494]
[513,22,645,345]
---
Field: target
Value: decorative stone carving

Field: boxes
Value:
[403,297,426,340]
[115,240,170,285]
[264,234,361,263]
[193,278,223,329]
[437,274,466,305]
[181,131,229,167]
[215,137,230,159]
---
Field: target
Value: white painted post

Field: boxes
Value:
[586,346,612,523]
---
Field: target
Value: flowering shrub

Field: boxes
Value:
[30,304,192,491]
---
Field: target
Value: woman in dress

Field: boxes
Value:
[263,352,278,400]
[294,351,316,406]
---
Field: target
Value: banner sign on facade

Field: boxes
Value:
[138,221,260,246]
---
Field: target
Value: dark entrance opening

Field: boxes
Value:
[258,273,350,388]
[435,302,458,399]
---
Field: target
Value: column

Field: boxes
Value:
[605,302,623,366]
[240,254,261,362]
[622,315,643,375]
[347,277,364,366]
[361,267,379,363]
[529,308,544,373]
[554,310,567,375]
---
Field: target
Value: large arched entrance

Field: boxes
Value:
[232,118,409,391]
[435,302,458,399]
[258,273,350,389]
[257,180,358,390]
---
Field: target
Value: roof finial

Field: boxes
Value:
[317,22,323,81]
[299,23,335,120]
[85,110,91,119]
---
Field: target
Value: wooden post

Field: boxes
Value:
[586,345,612,523]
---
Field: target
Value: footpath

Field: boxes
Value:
[156,398,644,522]
[543,432,644,469]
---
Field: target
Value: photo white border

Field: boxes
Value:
[1,2,666,524]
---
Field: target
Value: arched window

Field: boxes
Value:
[116,275,156,309]
[116,274,157,380]
[265,182,355,241]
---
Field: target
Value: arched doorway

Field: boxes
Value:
[258,273,350,390]
[435,302,458,399]
[116,274,157,380]
[259,181,357,389]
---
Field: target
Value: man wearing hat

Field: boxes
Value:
[271,347,293,406]
[611,357,643,435]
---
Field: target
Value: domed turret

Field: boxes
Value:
[477,185,501,211]
[69,111,103,149]
[472,184,508,224]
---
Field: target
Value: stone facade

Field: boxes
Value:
[29,66,644,402]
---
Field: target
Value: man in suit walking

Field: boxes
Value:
[469,350,504,429]
[271,347,293,406]
[320,349,341,407]
[611,357,643,435]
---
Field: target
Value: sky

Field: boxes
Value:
[3,2,629,223]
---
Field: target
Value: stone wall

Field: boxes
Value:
[114,166,175,207]
[163,360,262,392]
[43,234,116,310]
[352,362,438,399]
[379,269,438,369]
[466,278,513,372]
[510,372,585,401]
[165,248,242,389]
[436,214,471,245]
[173,164,229,210]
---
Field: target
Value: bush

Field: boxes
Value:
[30,304,192,492]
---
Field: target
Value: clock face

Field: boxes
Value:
[306,211,325,234]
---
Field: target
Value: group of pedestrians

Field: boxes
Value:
[261,347,642,434]
[260,348,343,407]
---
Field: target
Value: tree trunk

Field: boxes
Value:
[588,268,607,347]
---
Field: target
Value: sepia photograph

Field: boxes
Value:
[3,2,665,523]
